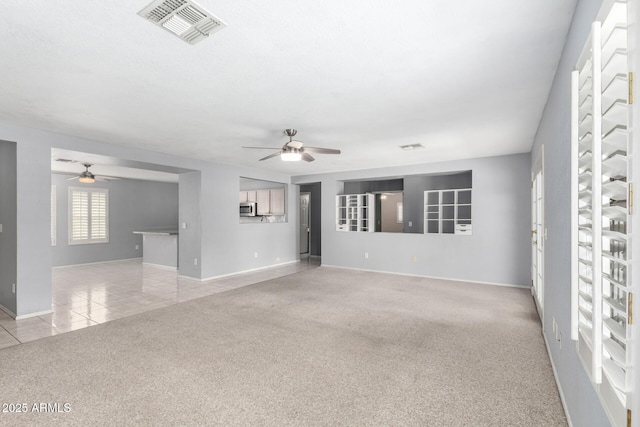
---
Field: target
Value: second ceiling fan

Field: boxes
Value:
[67,163,121,183]
[244,129,341,162]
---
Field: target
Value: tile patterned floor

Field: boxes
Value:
[0,257,320,349]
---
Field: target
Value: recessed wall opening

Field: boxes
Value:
[337,170,472,234]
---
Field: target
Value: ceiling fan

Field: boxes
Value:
[243,129,341,162]
[67,163,121,183]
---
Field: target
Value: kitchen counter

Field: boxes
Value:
[132,229,179,236]
[133,229,178,269]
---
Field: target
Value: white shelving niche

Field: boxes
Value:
[423,189,472,235]
[336,194,375,232]
[570,1,635,426]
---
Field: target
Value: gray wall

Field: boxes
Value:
[294,153,531,286]
[529,0,609,425]
[343,179,403,194]
[0,140,17,314]
[178,171,202,279]
[0,121,297,317]
[300,182,321,256]
[51,174,178,267]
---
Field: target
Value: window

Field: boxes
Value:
[51,185,56,246]
[68,187,109,245]
[396,202,403,224]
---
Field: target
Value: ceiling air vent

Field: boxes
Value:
[138,0,226,45]
[399,143,425,151]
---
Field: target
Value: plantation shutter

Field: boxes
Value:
[570,2,635,426]
[69,187,109,244]
[91,191,108,240]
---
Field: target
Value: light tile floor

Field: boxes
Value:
[0,257,320,349]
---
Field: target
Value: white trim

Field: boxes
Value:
[142,262,177,271]
[193,260,300,282]
[15,309,53,320]
[51,184,57,246]
[0,304,53,320]
[321,264,530,289]
[542,332,573,427]
[52,257,142,269]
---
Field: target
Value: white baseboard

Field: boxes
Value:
[53,257,142,269]
[142,262,177,271]
[543,332,573,427]
[196,260,300,282]
[0,303,53,320]
[320,264,530,289]
[16,309,53,320]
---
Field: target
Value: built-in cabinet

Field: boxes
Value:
[336,194,375,232]
[570,1,635,425]
[424,189,472,235]
[239,190,257,203]
[240,188,285,216]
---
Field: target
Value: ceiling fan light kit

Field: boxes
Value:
[243,129,341,163]
[78,163,96,183]
[281,151,302,162]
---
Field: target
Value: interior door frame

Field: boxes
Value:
[531,144,545,324]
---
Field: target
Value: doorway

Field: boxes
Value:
[531,146,545,320]
[299,182,321,259]
[300,192,310,256]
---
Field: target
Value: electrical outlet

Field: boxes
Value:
[254,252,258,259]
[135,245,139,250]
[181,222,187,229]
[412,255,417,263]
[408,221,412,227]
[558,332,562,349]
[276,256,281,262]
[194,258,198,266]
[12,283,16,294]
[364,252,369,259]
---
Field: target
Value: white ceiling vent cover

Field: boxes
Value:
[138,0,226,45]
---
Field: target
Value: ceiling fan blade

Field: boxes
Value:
[243,146,283,150]
[301,153,315,162]
[302,147,341,155]
[66,176,79,181]
[259,151,283,161]
[95,176,121,182]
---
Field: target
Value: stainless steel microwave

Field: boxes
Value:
[240,202,257,217]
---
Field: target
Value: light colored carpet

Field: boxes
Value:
[0,267,566,426]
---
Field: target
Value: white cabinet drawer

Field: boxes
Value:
[455,224,472,235]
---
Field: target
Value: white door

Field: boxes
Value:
[531,166,544,317]
[300,193,310,255]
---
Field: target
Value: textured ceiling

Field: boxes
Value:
[0,0,576,176]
